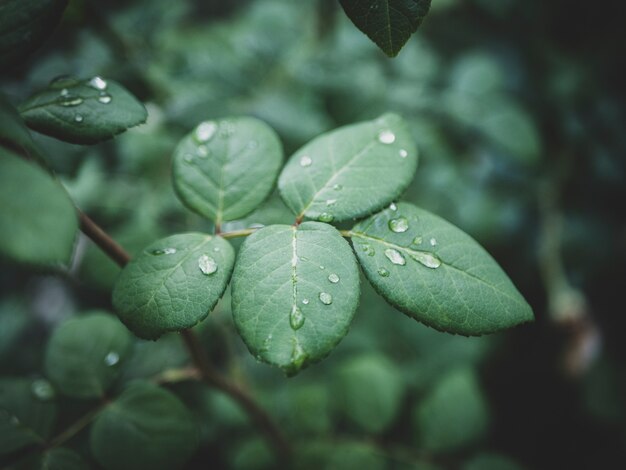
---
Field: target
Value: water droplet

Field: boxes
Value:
[389,202,397,211]
[98,93,112,104]
[88,76,107,90]
[302,298,310,305]
[384,248,406,266]
[319,292,333,305]
[262,334,273,352]
[319,213,334,223]
[326,199,337,206]
[333,184,343,191]
[319,265,325,270]
[409,252,442,269]
[60,88,69,96]
[362,244,376,256]
[59,96,83,107]
[197,145,209,158]
[183,153,194,163]
[31,379,54,401]
[430,237,437,247]
[198,254,218,275]
[289,306,305,330]
[291,341,307,369]
[104,351,120,366]
[399,149,408,158]
[300,155,312,167]
[328,273,340,283]
[74,115,83,123]
[412,236,423,245]
[151,247,177,255]
[389,216,409,233]
[378,268,390,277]
[378,130,396,144]
[213,247,220,252]
[195,121,217,143]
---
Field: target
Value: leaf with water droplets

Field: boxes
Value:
[278,113,417,223]
[351,202,533,335]
[44,312,132,399]
[18,76,147,144]
[0,0,68,67]
[90,381,198,470]
[0,377,57,455]
[231,222,360,376]
[0,149,77,266]
[112,233,234,339]
[339,0,431,57]
[172,117,283,224]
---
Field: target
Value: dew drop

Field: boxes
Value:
[389,216,409,233]
[319,265,325,270]
[399,149,408,158]
[333,184,343,191]
[378,130,396,144]
[59,96,83,107]
[430,237,437,247]
[198,254,218,275]
[412,236,423,245]
[302,298,310,305]
[291,341,307,369]
[378,268,390,277]
[31,379,54,401]
[328,273,340,283]
[195,121,217,143]
[60,88,69,96]
[151,247,176,255]
[183,153,194,163]
[197,145,209,158]
[325,199,337,206]
[88,76,108,90]
[410,252,442,269]
[384,248,406,266]
[319,212,334,223]
[74,115,83,123]
[319,292,333,305]
[104,351,120,366]
[362,244,376,256]
[289,306,305,330]
[98,93,112,104]
[389,202,398,211]
[300,155,312,167]
[213,247,220,252]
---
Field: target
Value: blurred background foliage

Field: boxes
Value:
[1,0,625,468]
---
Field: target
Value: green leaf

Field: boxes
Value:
[463,453,527,470]
[0,149,78,266]
[351,202,533,335]
[90,381,198,470]
[38,448,90,470]
[0,378,57,455]
[112,233,235,340]
[414,368,489,452]
[172,117,283,224]
[334,355,404,433]
[231,222,360,375]
[278,113,417,223]
[339,0,431,57]
[0,0,68,67]
[44,312,132,399]
[0,95,43,160]
[19,76,147,145]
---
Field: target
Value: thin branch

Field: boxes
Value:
[77,210,291,462]
[219,227,258,239]
[339,229,352,238]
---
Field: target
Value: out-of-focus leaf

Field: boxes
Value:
[38,448,90,470]
[352,202,533,335]
[0,148,77,266]
[19,76,147,145]
[463,453,527,470]
[296,440,387,470]
[339,0,431,57]
[90,381,198,470]
[231,222,360,375]
[0,0,68,68]
[0,96,43,160]
[112,233,235,340]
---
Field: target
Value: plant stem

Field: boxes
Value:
[77,210,291,463]
[339,229,352,238]
[219,227,258,239]
[46,401,109,450]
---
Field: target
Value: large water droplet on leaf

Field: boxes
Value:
[88,76,107,91]
[319,292,333,305]
[300,155,312,167]
[328,273,340,283]
[319,213,334,223]
[290,306,305,330]
[98,93,112,104]
[104,351,120,366]
[195,121,217,143]
[151,247,177,255]
[378,130,396,144]
[384,248,406,265]
[198,254,218,275]
[389,216,409,233]
[409,251,442,269]
[59,96,83,107]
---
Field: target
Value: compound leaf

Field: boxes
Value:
[278,113,417,223]
[90,381,198,470]
[44,312,132,399]
[231,222,360,375]
[19,76,147,145]
[351,202,533,335]
[172,117,283,224]
[112,233,234,340]
[0,149,77,266]
[339,0,431,57]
